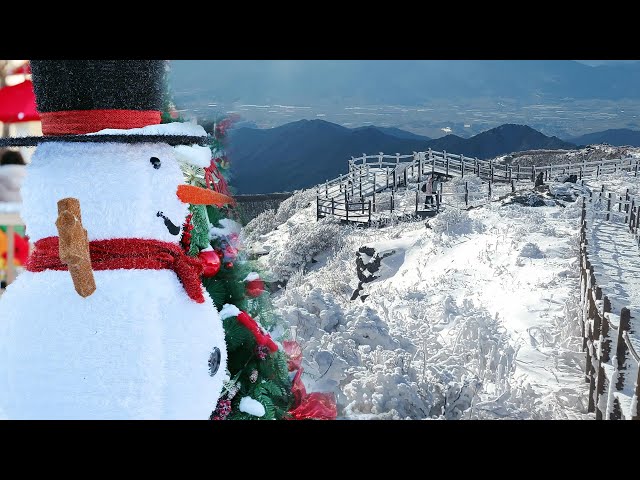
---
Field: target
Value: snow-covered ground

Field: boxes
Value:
[245,179,613,419]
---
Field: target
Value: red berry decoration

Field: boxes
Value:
[225,261,234,270]
[224,245,238,261]
[199,249,221,278]
[246,278,265,298]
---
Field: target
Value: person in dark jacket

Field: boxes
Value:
[422,175,432,206]
[534,171,544,187]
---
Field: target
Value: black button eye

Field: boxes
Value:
[150,157,161,169]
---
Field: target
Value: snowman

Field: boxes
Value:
[0,60,229,419]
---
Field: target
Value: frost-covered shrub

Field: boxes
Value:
[519,242,544,259]
[429,207,484,240]
[243,208,277,244]
[274,189,317,225]
[266,218,344,281]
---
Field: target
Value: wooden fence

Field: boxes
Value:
[580,198,640,420]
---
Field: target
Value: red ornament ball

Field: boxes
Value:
[225,261,234,270]
[245,278,265,298]
[199,250,221,278]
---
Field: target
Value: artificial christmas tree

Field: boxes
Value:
[176,116,296,419]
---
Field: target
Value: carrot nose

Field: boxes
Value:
[176,184,235,207]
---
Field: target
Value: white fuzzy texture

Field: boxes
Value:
[243,272,260,282]
[219,303,241,320]
[0,270,227,419]
[238,396,265,417]
[0,138,228,419]
[210,218,242,240]
[88,122,207,138]
[22,142,188,242]
[173,145,212,168]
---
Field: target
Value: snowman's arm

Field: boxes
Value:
[55,198,96,298]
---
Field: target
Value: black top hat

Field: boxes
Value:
[0,60,208,147]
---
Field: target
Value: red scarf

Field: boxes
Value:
[26,237,205,303]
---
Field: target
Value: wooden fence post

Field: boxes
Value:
[418,152,423,182]
[368,200,372,225]
[331,197,335,216]
[517,164,521,181]
[465,181,469,206]
[607,193,612,221]
[615,308,631,391]
[445,151,449,176]
[511,179,515,193]
[488,181,492,200]
[316,196,320,221]
[391,190,394,212]
[345,191,349,222]
[431,149,435,174]
[601,295,612,363]
[633,367,640,420]
[415,191,419,214]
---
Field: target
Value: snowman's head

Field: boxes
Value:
[22,142,191,243]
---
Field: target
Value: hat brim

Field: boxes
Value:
[0,134,210,148]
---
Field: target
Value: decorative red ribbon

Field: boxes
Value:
[26,237,205,303]
[204,159,232,197]
[287,367,337,420]
[40,109,161,135]
[236,311,278,352]
[283,340,337,420]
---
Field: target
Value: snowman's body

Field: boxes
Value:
[0,141,227,419]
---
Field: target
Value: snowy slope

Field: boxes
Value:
[245,181,605,419]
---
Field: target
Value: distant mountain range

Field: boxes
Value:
[352,126,431,141]
[171,60,640,104]
[227,120,576,194]
[568,128,640,147]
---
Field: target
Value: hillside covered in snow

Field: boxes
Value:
[243,154,640,420]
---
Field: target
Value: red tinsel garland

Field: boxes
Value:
[236,311,278,353]
[26,237,205,303]
[181,213,194,253]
